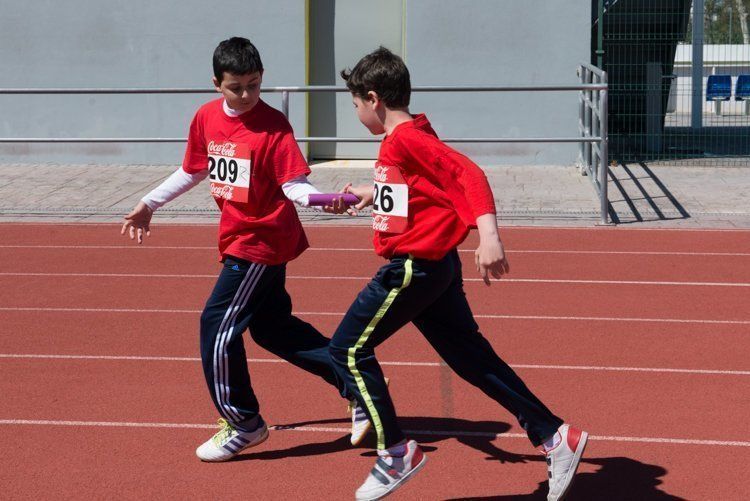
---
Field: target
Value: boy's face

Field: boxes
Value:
[213,71,263,114]
[352,94,385,135]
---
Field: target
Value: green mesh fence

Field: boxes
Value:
[595,0,750,165]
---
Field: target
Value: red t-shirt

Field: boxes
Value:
[372,114,497,260]
[182,98,310,265]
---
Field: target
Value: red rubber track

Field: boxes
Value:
[1,223,748,500]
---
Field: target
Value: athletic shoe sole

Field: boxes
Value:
[552,430,588,501]
[356,454,428,501]
[350,420,372,447]
[350,378,390,447]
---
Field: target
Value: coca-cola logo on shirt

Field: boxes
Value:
[374,165,390,183]
[210,184,235,200]
[207,141,238,157]
[373,214,391,232]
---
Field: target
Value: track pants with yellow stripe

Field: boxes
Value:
[329,249,563,450]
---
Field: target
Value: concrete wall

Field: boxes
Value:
[0,0,307,164]
[311,0,590,165]
[405,0,590,165]
[309,0,404,160]
[1,0,589,165]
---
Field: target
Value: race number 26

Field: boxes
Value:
[373,183,394,212]
[372,181,407,217]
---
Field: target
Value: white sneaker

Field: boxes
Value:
[355,439,427,501]
[349,399,371,446]
[545,424,588,501]
[349,377,390,446]
[195,418,269,462]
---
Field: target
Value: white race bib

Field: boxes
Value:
[372,163,409,233]
[207,141,251,202]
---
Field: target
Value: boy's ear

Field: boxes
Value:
[212,76,221,91]
[366,90,380,105]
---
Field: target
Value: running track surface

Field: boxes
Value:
[1,223,749,500]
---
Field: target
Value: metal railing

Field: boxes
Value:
[578,63,609,224]
[0,72,609,221]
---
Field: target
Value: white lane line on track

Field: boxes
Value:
[2,272,749,288]
[0,419,747,447]
[2,244,750,257]
[5,222,750,232]
[1,353,747,376]
[1,307,749,325]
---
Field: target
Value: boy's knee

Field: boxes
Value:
[199,309,210,329]
[329,342,375,365]
[199,308,220,338]
[328,342,350,364]
[328,342,343,357]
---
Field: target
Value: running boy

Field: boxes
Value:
[329,47,587,501]
[121,37,371,461]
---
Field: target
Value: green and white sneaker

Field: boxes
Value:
[195,418,269,462]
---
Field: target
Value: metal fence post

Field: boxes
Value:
[593,81,601,184]
[596,0,605,70]
[584,70,592,174]
[579,65,586,173]
[281,90,289,119]
[691,0,704,130]
[599,75,609,225]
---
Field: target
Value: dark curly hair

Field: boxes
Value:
[213,37,263,83]
[340,46,410,108]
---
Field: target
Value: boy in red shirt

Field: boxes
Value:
[330,47,587,501]
[121,37,370,461]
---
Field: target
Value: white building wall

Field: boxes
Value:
[1,0,590,165]
[0,1,307,164]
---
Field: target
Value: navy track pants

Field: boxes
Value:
[200,256,347,431]
[329,249,563,449]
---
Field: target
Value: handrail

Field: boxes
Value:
[578,62,609,224]
[0,84,607,94]
[0,73,609,223]
[2,136,602,143]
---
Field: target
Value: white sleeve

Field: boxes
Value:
[282,175,323,210]
[141,167,208,211]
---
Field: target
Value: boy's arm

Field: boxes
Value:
[282,175,321,207]
[122,111,207,244]
[282,175,327,212]
[437,150,497,224]
[437,150,509,285]
[282,175,353,214]
[475,213,510,286]
[121,167,207,244]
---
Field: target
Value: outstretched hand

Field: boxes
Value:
[343,183,374,215]
[322,184,354,214]
[474,213,510,286]
[121,201,153,244]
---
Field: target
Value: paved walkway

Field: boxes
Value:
[0,161,747,228]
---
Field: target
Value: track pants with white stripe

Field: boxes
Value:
[200,256,348,431]
[329,249,563,450]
